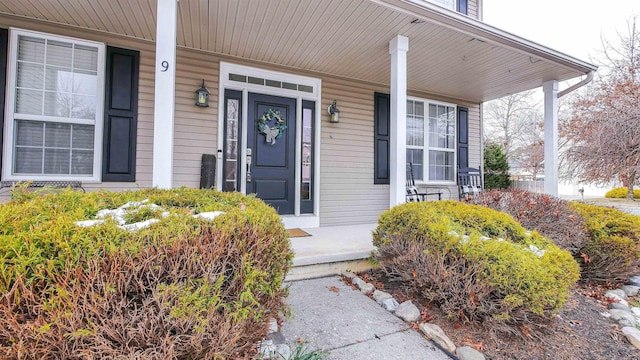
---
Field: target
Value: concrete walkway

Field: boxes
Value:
[280,276,452,360]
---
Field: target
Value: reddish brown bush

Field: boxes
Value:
[472,189,589,256]
[0,189,291,359]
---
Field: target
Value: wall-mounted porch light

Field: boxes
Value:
[195,79,210,107]
[327,100,340,123]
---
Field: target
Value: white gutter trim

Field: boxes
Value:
[373,0,598,74]
[558,71,595,98]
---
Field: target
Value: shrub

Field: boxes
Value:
[372,201,579,331]
[0,188,292,359]
[605,187,640,199]
[484,143,510,189]
[471,190,589,256]
[570,202,640,283]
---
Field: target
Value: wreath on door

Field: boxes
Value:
[258,108,287,145]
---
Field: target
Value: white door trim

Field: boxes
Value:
[217,62,322,228]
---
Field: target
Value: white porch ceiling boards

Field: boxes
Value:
[0,0,594,103]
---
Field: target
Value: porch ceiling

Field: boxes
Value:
[0,0,596,103]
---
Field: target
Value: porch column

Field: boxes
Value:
[543,80,559,196]
[389,35,409,207]
[152,0,178,188]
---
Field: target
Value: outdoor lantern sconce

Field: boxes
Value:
[195,79,210,107]
[327,100,340,123]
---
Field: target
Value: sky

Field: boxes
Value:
[483,0,640,65]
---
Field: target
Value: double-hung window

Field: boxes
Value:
[4,29,104,181]
[406,98,456,183]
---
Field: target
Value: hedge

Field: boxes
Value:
[570,202,640,283]
[372,201,579,331]
[605,187,640,199]
[0,187,292,359]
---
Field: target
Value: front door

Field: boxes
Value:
[246,93,296,215]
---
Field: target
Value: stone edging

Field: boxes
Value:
[342,271,486,360]
[601,277,640,349]
[257,318,291,359]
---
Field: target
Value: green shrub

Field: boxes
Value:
[373,201,579,330]
[605,187,640,199]
[484,143,510,189]
[472,190,589,256]
[0,188,292,359]
[570,202,640,283]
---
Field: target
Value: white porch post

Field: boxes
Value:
[152,0,178,188]
[389,35,409,207]
[543,80,559,196]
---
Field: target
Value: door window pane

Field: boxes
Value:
[301,108,313,201]
[224,98,240,191]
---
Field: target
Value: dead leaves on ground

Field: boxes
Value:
[463,339,485,352]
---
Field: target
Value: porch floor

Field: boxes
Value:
[287,223,377,281]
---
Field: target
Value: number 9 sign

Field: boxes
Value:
[160,61,169,72]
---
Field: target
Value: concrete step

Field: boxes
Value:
[286,223,376,281]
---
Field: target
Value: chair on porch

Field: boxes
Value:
[458,167,483,201]
[406,163,442,202]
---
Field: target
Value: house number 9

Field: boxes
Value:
[160,61,169,72]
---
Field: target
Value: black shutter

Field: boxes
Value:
[102,46,139,182]
[374,92,390,184]
[457,106,469,170]
[457,0,468,15]
[0,28,8,178]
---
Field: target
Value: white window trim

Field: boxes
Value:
[3,28,105,183]
[407,96,457,185]
[424,0,457,12]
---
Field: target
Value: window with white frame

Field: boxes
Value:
[4,29,104,181]
[406,98,456,183]
[426,0,455,11]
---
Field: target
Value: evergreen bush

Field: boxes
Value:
[570,202,640,283]
[605,187,640,199]
[484,143,510,190]
[0,188,292,359]
[372,201,579,331]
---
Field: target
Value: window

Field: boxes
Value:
[425,0,468,14]
[4,29,104,181]
[427,0,455,10]
[406,98,456,183]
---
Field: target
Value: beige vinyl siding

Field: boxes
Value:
[172,50,218,187]
[320,78,388,226]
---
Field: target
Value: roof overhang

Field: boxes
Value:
[0,0,597,103]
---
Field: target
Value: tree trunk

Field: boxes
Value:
[629,184,635,200]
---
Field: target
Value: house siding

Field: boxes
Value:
[467,0,481,20]
[172,53,219,187]
[320,78,389,226]
[0,15,482,227]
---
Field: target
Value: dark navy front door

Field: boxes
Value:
[247,93,296,215]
